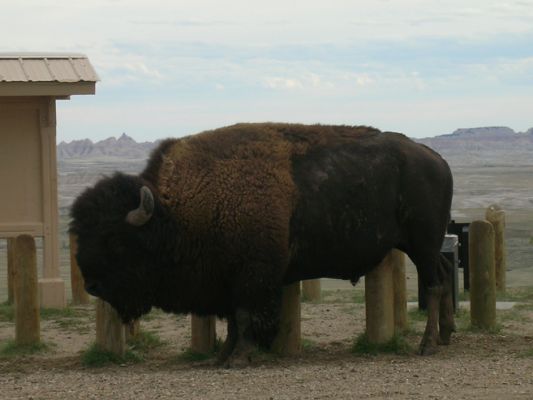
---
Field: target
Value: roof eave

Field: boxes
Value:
[0,81,96,96]
[0,52,88,59]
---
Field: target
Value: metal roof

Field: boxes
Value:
[0,53,99,83]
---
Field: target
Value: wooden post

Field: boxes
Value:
[365,252,395,344]
[13,235,40,345]
[469,220,496,330]
[392,250,408,334]
[69,233,90,305]
[95,299,125,356]
[271,281,301,355]
[7,237,15,305]
[485,204,506,293]
[190,315,216,354]
[301,279,321,302]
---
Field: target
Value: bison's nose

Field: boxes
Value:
[85,281,101,296]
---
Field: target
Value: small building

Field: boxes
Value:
[0,53,98,307]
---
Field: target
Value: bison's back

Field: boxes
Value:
[141,123,451,284]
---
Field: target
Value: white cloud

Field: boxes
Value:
[262,73,339,91]
[3,1,532,141]
[124,61,163,80]
[264,77,303,90]
[354,74,375,87]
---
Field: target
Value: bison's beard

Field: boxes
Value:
[102,288,153,323]
[114,301,152,324]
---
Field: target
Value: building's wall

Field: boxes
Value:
[0,101,44,232]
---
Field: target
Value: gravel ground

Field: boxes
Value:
[1,288,533,400]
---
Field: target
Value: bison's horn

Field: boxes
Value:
[126,186,154,226]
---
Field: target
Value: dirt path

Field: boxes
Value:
[1,291,533,400]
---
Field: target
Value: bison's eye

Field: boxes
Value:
[107,236,130,258]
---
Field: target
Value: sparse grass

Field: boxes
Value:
[300,295,321,304]
[40,307,92,333]
[80,330,167,367]
[176,337,223,362]
[319,289,364,304]
[55,318,90,333]
[519,348,533,358]
[177,348,213,362]
[81,343,143,367]
[40,307,88,320]
[0,302,14,322]
[467,323,503,335]
[353,333,412,356]
[0,305,92,326]
[453,307,471,332]
[301,338,317,351]
[408,308,427,322]
[457,291,470,302]
[498,308,526,323]
[407,294,419,302]
[496,287,533,302]
[0,340,51,358]
[127,330,165,352]
[140,308,166,322]
[352,290,365,304]
[514,302,533,311]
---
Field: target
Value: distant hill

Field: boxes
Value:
[418,126,533,147]
[57,126,533,166]
[55,125,533,215]
[417,127,533,166]
[57,133,158,159]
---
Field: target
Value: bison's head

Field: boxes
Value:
[70,173,171,322]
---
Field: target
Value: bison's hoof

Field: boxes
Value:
[218,340,256,368]
[223,353,253,369]
[418,344,438,355]
[438,331,452,346]
[418,337,439,355]
[438,324,456,345]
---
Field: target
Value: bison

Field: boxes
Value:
[70,123,454,364]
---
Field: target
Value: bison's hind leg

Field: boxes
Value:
[412,251,456,354]
[438,254,456,345]
[418,286,442,355]
[410,251,444,356]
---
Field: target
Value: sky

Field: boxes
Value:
[1,0,533,142]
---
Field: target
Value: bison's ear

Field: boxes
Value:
[126,186,154,226]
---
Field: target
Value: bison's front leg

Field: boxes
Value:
[216,314,238,365]
[218,309,261,368]
[218,294,282,367]
[217,264,283,367]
